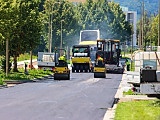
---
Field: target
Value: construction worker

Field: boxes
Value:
[59,55,66,62]
[97,55,104,67]
[126,59,130,71]
[97,55,103,61]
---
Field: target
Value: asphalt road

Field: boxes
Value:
[0,72,122,120]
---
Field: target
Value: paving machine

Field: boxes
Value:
[54,48,70,80]
[94,39,107,78]
[71,45,93,72]
[105,39,124,74]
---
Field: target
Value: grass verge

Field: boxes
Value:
[114,100,160,120]
[0,69,53,85]
[123,89,143,95]
[17,53,37,61]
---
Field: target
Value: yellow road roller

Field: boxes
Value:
[54,48,70,80]
[93,39,106,78]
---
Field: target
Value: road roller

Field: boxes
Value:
[54,48,70,80]
[93,39,106,78]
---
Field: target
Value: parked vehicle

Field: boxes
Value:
[37,52,57,71]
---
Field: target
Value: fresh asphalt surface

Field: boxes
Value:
[0,72,122,120]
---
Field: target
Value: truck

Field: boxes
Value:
[128,50,160,98]
[71,45,93,72]
[140,67,160,98]
[71,30,100,73]
[132,50,160,99]
[37,52,57,71]
[79,29,100,43]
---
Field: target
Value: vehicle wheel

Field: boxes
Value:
[54,74,58,80]
[80,66,83,72]
[84,65,89,72]
[103,73,106,78]
[75,65,79,72]
[72,68,75,73]
[67,74,70,80]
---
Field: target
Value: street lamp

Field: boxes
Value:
[158,0,160,46]
[60,20,64,49]
[135,0,144,50]
[48,1,60,53]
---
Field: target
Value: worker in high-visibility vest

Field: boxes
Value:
[58,55,67,66]
[59,55,66,62]
[97,55,104,66]
[97,55,103,61]
[126,59,130,71]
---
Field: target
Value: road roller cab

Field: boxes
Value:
[54,48,70,80]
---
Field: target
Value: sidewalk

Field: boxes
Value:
[103,71,156,120]
[14,59,37,69]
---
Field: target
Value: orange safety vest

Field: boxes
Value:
[97,56,103,61]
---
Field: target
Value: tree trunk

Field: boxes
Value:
[6,39,9,76]
[30,50,33,70]
[13,55,19,72]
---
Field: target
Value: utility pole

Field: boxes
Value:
[141,0,144,50]
[158,0,160,46]
[50,5,53,53]
[60,20,63,49]
[48,4,51,52]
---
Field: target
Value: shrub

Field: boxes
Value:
[1,57,12,73]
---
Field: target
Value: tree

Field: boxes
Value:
[76,0,132,42]
[0,0,19,74]
[43,0,80,50]
[0,0,43,72]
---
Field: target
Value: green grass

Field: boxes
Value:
[123,89,135,95]
[17,53,37,61]
[114,100,160,120]
[0,69,53,85]
[123,89,144,95]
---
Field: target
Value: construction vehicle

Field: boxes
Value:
[94,39,124,76]
[105,39,124,73]
[71,45,93,72]
[94,39,107,78]
[79,30,100,43]
[71,30,100,73]
[53,48,70,80]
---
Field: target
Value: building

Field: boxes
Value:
[121,6,137,47]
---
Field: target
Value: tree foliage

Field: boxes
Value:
[75,0,131,42]
[0,0,43,72]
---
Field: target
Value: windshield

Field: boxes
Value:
[73,47,89,57]
[42,54,54,62]
[73,47,89,53]
[81,31,98,41]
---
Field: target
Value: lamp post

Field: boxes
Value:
[60,20,64,49]
[141,0,144,50]
[48,1,60,52]
[135,0,144,50]
[158,0,160,46]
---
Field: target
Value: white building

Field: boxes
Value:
[121,6,137,47]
